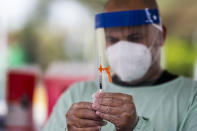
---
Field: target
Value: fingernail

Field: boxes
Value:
[97,126,101,130]
[92,103,96,108]
[96,111,100,115]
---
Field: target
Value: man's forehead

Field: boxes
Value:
[104,25,149,34]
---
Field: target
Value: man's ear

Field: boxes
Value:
[160,25,167,46]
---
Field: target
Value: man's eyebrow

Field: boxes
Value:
[127,33,142,38]
[106,35,118,39]
[105,35,119,42]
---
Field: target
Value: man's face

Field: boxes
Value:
[104,25,163,83]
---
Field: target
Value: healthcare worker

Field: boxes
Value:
[43,0,197,131]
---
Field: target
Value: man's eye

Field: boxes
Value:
[107,37,119,44]
[128,36,141,42]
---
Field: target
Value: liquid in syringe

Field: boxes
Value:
[99,72,102,92]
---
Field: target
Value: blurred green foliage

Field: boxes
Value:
[164,37,197,77]
[8,42,26,67]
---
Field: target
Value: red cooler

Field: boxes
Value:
[6,67,40,131]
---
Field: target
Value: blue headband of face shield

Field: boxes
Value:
[95,8,160,29]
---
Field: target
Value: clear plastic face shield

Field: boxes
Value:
[95,9,163,91]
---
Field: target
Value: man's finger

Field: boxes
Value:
[92,104,122,115]
[73,108,102,121]
[94,97,123,107]
[95,92,133,102]
[70,116,106,128]
[96,111,118,124]
[72,102,93,110]
[70,126,101,131]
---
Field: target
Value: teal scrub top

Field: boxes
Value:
[43,76,197,131]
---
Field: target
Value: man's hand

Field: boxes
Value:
[92,92,138,131]
[66,102,107,131]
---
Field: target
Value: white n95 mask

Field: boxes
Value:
[106,41,152,82]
